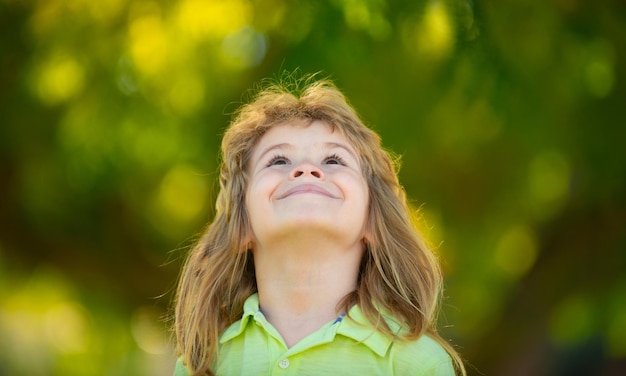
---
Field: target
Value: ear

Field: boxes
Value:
[362,217,373,246]
[241,232,256,253]
[239,203,255,252]
[361,232,373,250]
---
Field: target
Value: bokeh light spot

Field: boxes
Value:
[494,225,538,278]
[35,54,85,105]
[585,60,614,98]
[407,0,455,60]
[129,13,168,75]
[528,150,571,219]
[43,302,89,354]
[338,0,391,40]
[0,267,88,373]
[177,0,252,40]
[221,26,268,69]
[157,165,208,222]
[584,38,615,98]
[343,0,371,30]
[549,295,595,347]
[131,306,168,355]
[149,164,209,239]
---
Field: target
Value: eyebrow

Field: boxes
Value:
[324,142,359,160]
[256,143,293,161]
[256,142,358,161]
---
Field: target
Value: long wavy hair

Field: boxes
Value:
[174,75,465,375]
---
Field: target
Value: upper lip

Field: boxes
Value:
[276,184,338,200]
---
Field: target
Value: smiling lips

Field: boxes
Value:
[277,184,337,200]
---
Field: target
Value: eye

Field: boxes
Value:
[266,155,290,167]
[323,153,346,166]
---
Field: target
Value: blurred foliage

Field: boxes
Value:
[1,0,625,375]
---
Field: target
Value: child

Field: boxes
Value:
[173,75,465,375]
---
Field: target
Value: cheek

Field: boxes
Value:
[245,174,277,216]
[245,186,262,221]
[356,181,371,226]
[334,173,367,200]
[349,176,370,205]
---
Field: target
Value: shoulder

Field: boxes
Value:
[345,305,456,374]
[173,358,190,376]
[390,334,455,375]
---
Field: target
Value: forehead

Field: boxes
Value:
[253,120,354,151]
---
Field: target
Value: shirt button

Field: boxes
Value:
[278,359,290,369]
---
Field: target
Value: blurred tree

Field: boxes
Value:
[1,0,625,375]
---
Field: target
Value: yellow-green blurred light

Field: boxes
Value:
[410,0,455,60]
[35,54,85,105]
[493,225,538,279]
[549,295,595,347]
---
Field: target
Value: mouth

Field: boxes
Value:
[277,184,337,200]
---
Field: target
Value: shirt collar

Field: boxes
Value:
[219,293,402,357]
[219,293,262,344]
[336,304,401,357]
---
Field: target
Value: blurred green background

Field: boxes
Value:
[1,0,625,375]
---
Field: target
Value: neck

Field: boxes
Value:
[253,235,363,347]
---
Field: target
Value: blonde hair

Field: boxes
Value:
[174,75,465,375]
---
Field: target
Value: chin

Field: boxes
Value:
[278,215,338,229]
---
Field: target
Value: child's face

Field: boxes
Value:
[245,120,369,249]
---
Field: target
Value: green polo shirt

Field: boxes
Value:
[174,293,454,375]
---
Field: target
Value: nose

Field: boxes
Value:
[290,161,324,180]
